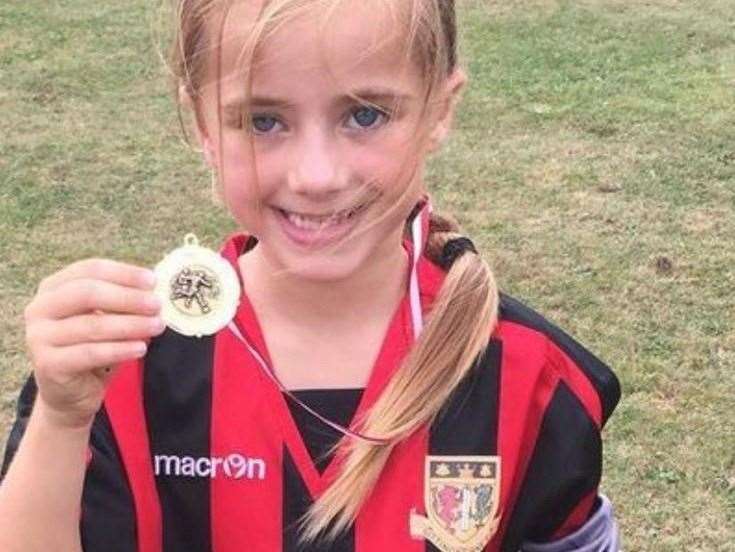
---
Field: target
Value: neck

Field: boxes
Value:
[238,234,410,331]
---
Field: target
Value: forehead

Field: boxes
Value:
[211,0,422,99]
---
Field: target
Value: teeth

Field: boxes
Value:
[282,205,360,230]
[286,212,329,230]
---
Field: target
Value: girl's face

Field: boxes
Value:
[194,1,463,282]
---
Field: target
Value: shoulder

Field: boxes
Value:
[489,294,621,544]
[491,292,621,427]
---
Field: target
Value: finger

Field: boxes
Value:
[38,279,162,320]
[38,259,156,294]
[40,341,148,374]
[38,314,166,347]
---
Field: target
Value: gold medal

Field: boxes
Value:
[153,234,240,338]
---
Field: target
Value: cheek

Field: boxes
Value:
[376,118,427,178]
[350,136,423,194]
[214,138,277,226]
[215,137,274,197]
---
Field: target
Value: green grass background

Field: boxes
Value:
[1,0,733,549]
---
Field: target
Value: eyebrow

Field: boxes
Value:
[223,87,414,112]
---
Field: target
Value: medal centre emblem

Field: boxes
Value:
[169,265,221,316]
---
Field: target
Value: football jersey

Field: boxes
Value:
[284,389,364,474]
[1,232,621,551]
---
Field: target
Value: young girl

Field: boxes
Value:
[0,1,621,551]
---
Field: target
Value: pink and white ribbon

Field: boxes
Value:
[227,197,433,444]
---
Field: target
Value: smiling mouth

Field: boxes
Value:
[276,200,372,230]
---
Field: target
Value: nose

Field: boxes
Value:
[287,125,346,196]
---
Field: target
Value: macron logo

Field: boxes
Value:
[154,453,266,480]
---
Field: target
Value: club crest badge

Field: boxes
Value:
[410,455,502,552]
[153,234,240,338]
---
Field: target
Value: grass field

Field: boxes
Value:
[1,0,734,549]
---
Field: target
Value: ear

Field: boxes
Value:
[179,84,216,167]
[427,68,467,153]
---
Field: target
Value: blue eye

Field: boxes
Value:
[251,115,280,134]
[349,106,387,129]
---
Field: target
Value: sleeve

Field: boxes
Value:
[79,406,138,551]
[520,495,619,551]
[496,294,622,551]
[517,332,621,550]
[0,374,38,481]
[0,374,138,551]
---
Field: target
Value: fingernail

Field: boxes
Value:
[146,294,162,311]
[141,269,157,288]
[133,343,148,358]
[150,317,166,333]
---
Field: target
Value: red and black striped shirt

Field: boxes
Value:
[1,233,620,551]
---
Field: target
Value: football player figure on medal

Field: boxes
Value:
[153,234,240,338]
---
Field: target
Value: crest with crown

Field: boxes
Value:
[410,455,502,551]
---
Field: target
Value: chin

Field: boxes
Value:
[271,247,368,284]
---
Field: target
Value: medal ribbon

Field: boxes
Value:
[226,196,433,445]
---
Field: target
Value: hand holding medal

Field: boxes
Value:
[153,234,240,338]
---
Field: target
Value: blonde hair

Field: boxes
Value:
[169,0,499,543]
